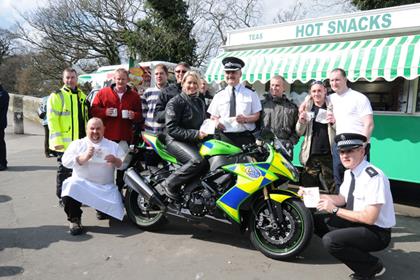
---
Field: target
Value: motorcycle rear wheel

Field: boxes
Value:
[249,198,313,260]
[125,187,166,230]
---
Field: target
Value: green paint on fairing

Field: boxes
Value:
[199,139,242,157]
[142,132,178,164]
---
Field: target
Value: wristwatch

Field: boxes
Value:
[332,207,339,215]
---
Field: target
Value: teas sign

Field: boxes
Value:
[296,14,392,38]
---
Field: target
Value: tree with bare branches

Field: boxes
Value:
[187,0,262,66]
[0,28,17,65]
[17,0,145,74]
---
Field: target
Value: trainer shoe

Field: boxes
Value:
[69,218,83,235]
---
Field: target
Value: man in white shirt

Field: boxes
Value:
[300,133,395,280]
[328,68,374,186]
[61,117,126,235]
[207,56,262,147]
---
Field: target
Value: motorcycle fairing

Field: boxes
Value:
[216,146,298,223]
[265,145,299,182]
[269,191,299,203]
[199,139,242,157]
[217,162,279,223]
[141,132,178,164]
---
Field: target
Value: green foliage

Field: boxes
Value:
[131,0,197,65]
[351,0,420,10]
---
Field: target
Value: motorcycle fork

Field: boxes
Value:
[263,186,284,225]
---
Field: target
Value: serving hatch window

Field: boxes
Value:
[349,78,407,112]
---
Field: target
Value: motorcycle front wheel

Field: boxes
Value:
[249,198,313,260]
[124,187,166,230]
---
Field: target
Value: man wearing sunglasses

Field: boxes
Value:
[300,132,395,280]
[296,80,336,194]
[154,62,190,125]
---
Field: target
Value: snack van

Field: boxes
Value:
[78,61,177,96]
[205,3,420,185]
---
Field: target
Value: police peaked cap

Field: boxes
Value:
[335,133,367,151]
[222,56,245,71]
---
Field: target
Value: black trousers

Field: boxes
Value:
[215,130,255,148]
[56,153,72,199]
[0,129,6,167]
[62,196,82,221]
[314,213,391,277]
[164,140,208,190]
[43,125,50,156]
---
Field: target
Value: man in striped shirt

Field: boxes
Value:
[142,64,170,134]
[141,64,170,167]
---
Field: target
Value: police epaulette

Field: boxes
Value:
[365,167,378,177]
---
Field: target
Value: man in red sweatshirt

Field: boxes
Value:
[91,68,142,211]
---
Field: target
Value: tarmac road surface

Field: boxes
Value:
[1,117,420,280]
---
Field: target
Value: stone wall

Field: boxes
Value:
[8,93,43,124]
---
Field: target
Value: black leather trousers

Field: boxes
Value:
[164,140,208,191]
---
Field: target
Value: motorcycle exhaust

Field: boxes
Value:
[123,167,166,209]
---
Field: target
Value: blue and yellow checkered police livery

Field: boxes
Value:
[217,145,299,223]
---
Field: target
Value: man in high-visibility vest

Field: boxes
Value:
[47,68,89,205]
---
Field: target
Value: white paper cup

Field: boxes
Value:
[122,110,129,119]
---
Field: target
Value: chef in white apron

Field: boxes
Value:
[61,117,126,235]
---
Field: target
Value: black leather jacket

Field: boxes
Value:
[165,92,206,143]
[155,83,181,123]
[261,94,299,145]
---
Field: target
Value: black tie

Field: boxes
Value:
[229,86,236,117]
[346,172,355,210]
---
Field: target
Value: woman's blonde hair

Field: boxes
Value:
[181,71,202,91]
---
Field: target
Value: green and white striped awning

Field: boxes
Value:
[205,35,420,84]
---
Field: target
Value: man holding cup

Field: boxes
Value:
[91,68,142,202]
[296,81,336,194]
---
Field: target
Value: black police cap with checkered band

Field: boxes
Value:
[222,57,245,71]
[335,133,367,151]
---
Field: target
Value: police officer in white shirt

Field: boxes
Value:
[300,133,395,280]
[207,57,262,147]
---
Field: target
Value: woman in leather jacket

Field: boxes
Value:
[158,71,208,200]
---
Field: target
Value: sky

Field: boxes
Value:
[0,0,336,29]
[0,0,47,29]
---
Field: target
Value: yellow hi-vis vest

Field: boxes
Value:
[47,85,88,152]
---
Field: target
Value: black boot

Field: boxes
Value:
[160,181,181,201]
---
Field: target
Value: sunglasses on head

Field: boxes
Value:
[175,70,187,74]
[310,80,324,86]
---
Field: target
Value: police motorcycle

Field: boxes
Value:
[123,130,313,261]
